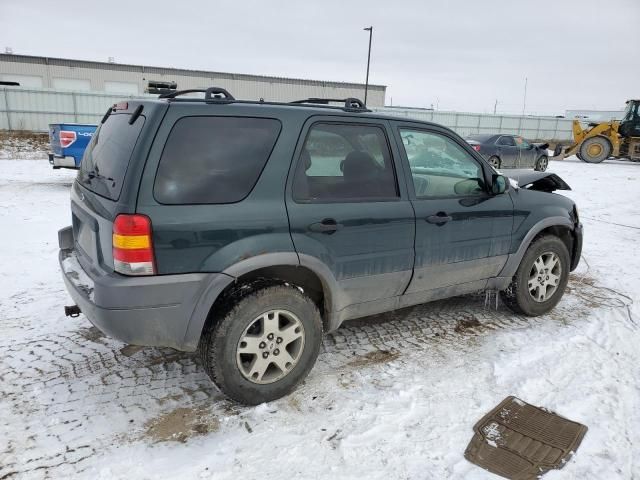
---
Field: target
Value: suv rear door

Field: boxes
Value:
[135,104,296,275]
[392,122,514,300]
[286,116,415,315]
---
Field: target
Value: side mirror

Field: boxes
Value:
[491,174,508,195]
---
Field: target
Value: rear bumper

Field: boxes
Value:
[49,153,78,169]
[570,223,583,271]
[58,227,233,351]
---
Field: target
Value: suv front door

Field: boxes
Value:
[393,124,514,300]
[286,117,415,315]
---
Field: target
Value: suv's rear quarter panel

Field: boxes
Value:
[136,104,306,274]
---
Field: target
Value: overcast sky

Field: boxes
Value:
[1,0,638,114]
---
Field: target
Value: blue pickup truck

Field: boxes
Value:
[48,123,97,169]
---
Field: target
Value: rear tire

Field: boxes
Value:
[535,155,548,171]
[199,284,323,405]
[579,136,611,163]
[488,156,501,169]
[501,235,570,316]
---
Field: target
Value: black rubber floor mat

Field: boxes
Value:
[464,396,587,479]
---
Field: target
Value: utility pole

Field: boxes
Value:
[522,77,528,115]
[494,99,498,115]
[363,26,373,106]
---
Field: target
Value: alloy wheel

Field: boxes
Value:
[236,309,305,384]
[527,252,562,302]
[537,157,548,171]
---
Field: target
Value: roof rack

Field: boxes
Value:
[290,97,370,111]
[155,88,372,113]
[159,87,236,101]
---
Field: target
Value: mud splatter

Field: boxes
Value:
[347,349,400,368]
[144,406,219,443]
[77,326,106,344]
[119,345,145,357]
[454,314,482,333]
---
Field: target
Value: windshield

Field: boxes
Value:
[77,113,145,200]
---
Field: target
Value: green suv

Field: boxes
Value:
[59,88,583,404]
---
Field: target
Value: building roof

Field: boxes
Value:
[0,53,386,91]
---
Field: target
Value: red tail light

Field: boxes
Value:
[472,144,481,152]
[60,130,77,148]
[112,214,156,276]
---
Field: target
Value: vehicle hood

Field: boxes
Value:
[506,170,571,192]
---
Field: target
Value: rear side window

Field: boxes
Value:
[78,113,145,200]
[497,136,515,146]
[292,123,398,202]
[154,117,281,204]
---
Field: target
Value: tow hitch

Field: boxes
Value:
[64,305,81,318]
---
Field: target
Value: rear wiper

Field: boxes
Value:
[85,169,115,187]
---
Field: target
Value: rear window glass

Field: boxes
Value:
[154,117,281,204]
[78,113,145,200]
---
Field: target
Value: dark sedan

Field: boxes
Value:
[466,134,549,171]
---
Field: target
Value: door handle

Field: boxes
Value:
[426,213,452,225]
[309,218,343,234]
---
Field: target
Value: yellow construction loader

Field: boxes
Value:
[554,99,640,163]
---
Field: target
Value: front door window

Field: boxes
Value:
[399,129,485,198]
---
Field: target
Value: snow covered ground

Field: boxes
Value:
[1,155,639,480]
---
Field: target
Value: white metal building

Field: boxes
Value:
[0,54,386,106]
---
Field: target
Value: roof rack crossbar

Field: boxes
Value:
[155,92,373,113]
[159,87,235,101]
[290,97,369,111]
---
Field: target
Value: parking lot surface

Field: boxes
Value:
[1,157,639,479]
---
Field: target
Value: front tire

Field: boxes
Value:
[579,136,611,163]
[199,284,323,405]
[501,235,570,316]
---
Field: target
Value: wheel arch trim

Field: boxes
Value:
[182,252,342,349]
[497,216,574,283]
[223,252,342,315]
